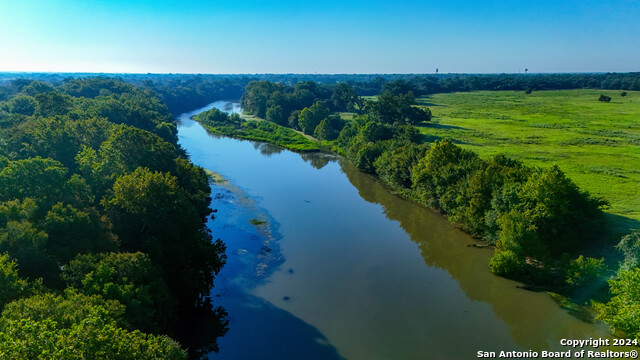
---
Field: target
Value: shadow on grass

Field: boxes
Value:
[417,122,466,130]
[415,98,447,107]
[420,133,471,146]
[605,213,640,242]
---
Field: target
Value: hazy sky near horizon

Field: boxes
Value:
[0,0,638,74]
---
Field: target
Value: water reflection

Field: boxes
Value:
[252,142,285,157]
[300,152,332,170]
[339,160,613,351]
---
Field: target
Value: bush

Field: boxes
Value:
[598,95,612,102]
[596,268,640,339]
[489,250,527,278]
[564,255,608,289]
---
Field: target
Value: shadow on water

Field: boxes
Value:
[206,177,344,359]
[212,284,346,360]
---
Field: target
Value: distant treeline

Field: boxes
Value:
[2,73,639,114]
[0,78,227,358]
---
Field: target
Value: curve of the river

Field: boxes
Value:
[177,101,614,360]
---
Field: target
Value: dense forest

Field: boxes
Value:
[0,78,227,358]
[202,79,640,340]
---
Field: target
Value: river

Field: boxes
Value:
[176,101,614,360]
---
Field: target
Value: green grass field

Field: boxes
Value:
[415,89,640,235]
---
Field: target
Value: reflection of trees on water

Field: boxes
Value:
[300,153,330,170]
[340,161,611,351]
[252,142,285,157]
[174,303,228,358]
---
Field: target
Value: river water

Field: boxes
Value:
[176,101,613,360]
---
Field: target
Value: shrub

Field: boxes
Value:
[598,95,612,102]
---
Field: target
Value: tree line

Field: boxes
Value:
[3,72,639,113]
[0,78,227,358]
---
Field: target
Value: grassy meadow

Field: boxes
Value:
[415,89,640,236]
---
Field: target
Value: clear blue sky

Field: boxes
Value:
[0,0,638,74]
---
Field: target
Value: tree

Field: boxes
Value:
[564,255,607,292]
[103,167,226,307]
[0,157,68,206]
[7,96,36,116]
[330,83,358,111]
[411,139,480,210]
[240,81,285,118]
[616,229,640,271]
[298,101,330,135]
[62,252,171,333]
[374,143,428,189]
[77,125,178,193]
[0,290,187,359]
[0,253,30,310]
[44,203,117,263]
[367,91,431,125]
[34,91,73,117]
[266,105,286,126]
[314,118,338,141]
[597,268,640,339]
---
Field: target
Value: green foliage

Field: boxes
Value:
[7,95,36,116]
[411,139,480,210]
[0,157,68,207]
[502,165,606,257]
[598,94,612,102]
[62,252,171,333]
[314,118,339,141]
[0,253,30,310]
[374,143,428,189]
[34,91,73,117]
[155,122,178,144]
[194,112,321,152]
[367,91,431,125]
[266,104,286,125]
[564,255,608,289]
[298,101,330,135]
[195,107,240,128]
[488,250,527,278]
[85,93,172,131]
[0,290,186,359]
[621,91,628,97]
[103,167,226,307]
[330,83,358,111]
[0,218,56,282]
[288,110,301,130]
[240,81,286,118]
[0,77,226,356]
[353,142,386,173]
[616,229,640,271]
[77,125,178,194]
[20,81,55,96]
[596,268,640,339]
[44,203,117,263]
